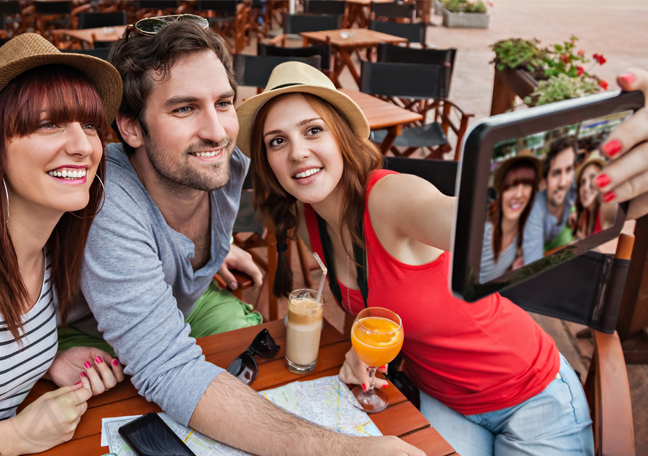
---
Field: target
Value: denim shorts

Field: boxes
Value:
[419,353,594,456]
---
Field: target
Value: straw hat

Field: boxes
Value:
[493,149,542,194]
[575,152,606,187]
[236,61,370,157]
[0,33,122,124]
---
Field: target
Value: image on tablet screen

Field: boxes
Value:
[479,110,632,284]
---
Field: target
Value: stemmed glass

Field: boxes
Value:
[350,307,404,413]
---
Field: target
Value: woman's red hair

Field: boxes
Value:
[0,65,107,341]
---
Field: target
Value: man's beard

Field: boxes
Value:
[548,187,567,209]
[143,134,233,193]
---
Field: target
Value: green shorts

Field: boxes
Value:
[57,281,263,356]
[544,223,574,253]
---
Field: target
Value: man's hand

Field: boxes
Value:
[339,348,389,389]
[594,68,648,220]
[46,347,124,395]
[217,244,263,290]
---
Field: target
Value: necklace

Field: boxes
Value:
[343,235,352,315]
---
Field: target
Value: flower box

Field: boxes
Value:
[434,0,446,15]
[442,8,489,28]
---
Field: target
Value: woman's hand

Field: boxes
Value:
[339,347,389,389]
[594,69,648,220]
[0,383,91,456]
[46,347,124,396]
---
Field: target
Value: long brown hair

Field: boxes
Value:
[490,162,537,262]
[574,162,602,238]
[251,93,383,298]
[0,65,107,341]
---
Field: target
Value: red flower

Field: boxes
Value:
[592,53,607,65]
[487,1,494,6]
[561,54,570,64]
[599,79,609,90]
[577,50,585,56]
[577,66,584,76]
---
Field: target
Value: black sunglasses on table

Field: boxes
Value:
[124,14,209,41]
[227,329,280,385]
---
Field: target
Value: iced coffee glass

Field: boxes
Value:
[285,289,324,374]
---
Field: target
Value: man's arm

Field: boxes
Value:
[190,373,425,456]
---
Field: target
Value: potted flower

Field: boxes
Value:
[442,0,490,29]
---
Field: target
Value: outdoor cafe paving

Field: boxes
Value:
[238,0,648,452]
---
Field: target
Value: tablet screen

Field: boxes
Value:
[479,110,632,284]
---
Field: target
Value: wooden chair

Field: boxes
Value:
[0,1,29,37]
[257,42,333,76]
[370,1,416,22]
[33,1,73,37]
[304,0,347,25]
[360,61,473,160]
[376,43,457,92]
[195,0,248,54]
[134,0,181,19]
[369,19,428,48]
[233,53,322,93]
[269,13,342,48]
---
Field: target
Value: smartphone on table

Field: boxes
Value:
[118,412,196,456]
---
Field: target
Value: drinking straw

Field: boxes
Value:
[313,252,327,305]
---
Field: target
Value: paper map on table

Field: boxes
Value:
[102,376,380,455]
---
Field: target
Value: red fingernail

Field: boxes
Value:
[112,359,119,366]
[602,140,621,157]
[619,72,636,85]
[604,191,616,202]
[362,383,367,392]
[95,356,103,364]
[80,372,86,378]
[84,362,92,369]
[595,174,611,188]
[381,383,388,388]
[379,365,386,370]
[75,381,82,385]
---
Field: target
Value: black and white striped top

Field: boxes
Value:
[479,222,518,284]
[0,253,57,420]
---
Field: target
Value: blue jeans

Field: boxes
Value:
[419,354,594,456]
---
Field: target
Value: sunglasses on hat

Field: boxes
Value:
[227,329,280,385]
[125,14,209,41]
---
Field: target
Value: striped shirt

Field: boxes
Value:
[0,253,57,420]
[479,222,518,283]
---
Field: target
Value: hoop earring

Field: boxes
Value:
[68,175,106,219]
[2,178,8,225]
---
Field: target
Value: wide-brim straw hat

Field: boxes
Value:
[493,149,542,194]
[237,61,370,157]
[0,33,122,124]
[575,152,606,187]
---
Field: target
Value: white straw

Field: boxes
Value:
[313,253,327,305]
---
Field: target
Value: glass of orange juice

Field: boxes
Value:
[350,307,403,413]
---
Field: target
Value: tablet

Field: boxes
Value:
[451,90,644,302]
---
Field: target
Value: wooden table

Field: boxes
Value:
[300,28,407,88]
[52,25,127,49]
[340,88,423,154]
[346,0,396,28]
[23,319,456,456]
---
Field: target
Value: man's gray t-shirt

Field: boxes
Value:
[76,143,249,425]
[522,185,577,265]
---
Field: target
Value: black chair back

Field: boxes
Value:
[258,42,332,72]
[137,0,180,9]
[369,20,426,44]
[305,0,346,15]
[34,1,72,15]
[370,1,415,20]
[384,157,457,196]
[0,1,21,15]
[233,54,322,88]
[77,11,127,29]
[360,61,450,100]
[284,14,342,34]
[61,48,111,61]
[195,0,237,13]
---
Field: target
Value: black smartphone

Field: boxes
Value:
[118,413,196,456]
[451,90,645,302]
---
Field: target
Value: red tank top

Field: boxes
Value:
[305,170,559,415]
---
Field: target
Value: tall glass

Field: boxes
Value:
[285,289,324,374]
[350,307,404,413]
